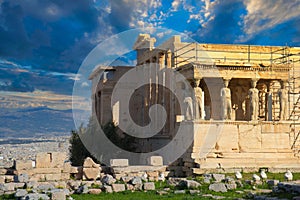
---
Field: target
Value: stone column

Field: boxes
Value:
[158,52,165,68]
[278,80,288,120]
[249,79,259,121]
[220,79,232,120]
[166,50,172,68]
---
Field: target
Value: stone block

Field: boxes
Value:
[37,183,55,191]
[209,183,227,193]
[26,181,38,189]
[148,156,163,166]
[51,190,65,200]
[112,184,125,192]
[225,183,237,190]
[50,152,67,168]
[89,188,102,194]
[110,159,129,167]
[178,180,201,189]
[143,182,155,190]
[101,174,116,185]
[112,166,166,174]
[103,185,113,193]
[0,176,5,184]
[62,162,71,173]
[53,181,67,189]
[146,171,158,177]
[216,125,239,152]
[14,173,29,183]
[83,157,100,168]
[121,176,134,183]
[33,168,61,174]
[261,123,290,133]
[238,124,262,151]
[45,173,61,181]
[83,168,99,180]
[174,190,186,194]
[32,174,46,182]
[212,174,225,182]
[24,193,41,200]
[131,177,142,185]
[0,183,15,191]
[61,173,70,180]
[35,152,51,168]
[70,166,82,174]
[261,133,290,149]
[14,189,28,198]
[114,173,124,180]
[14,182,25,189]
[15,160,33,171]
[126,183,134,191]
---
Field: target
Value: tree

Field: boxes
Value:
[69,126,97,166]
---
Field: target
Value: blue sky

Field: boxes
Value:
[0,0,300,107]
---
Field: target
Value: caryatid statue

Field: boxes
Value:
[193,79,203,119]
[249,79,259,121]
[182,82,193,120]
[278,81,288,120]
[220,79,232,120]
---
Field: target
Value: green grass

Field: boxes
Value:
[72,191,216,200]
[71,173,300,200]
[0,194,14,200]
[1,173,300,200]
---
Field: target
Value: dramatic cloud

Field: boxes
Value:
[0,0,300,96]
[240,0,300,42]
[193,0,245,44]
[0,0,105,73]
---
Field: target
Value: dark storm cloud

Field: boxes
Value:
[0,2,31,58]
[194,0,245,44]
[0,0,102,73]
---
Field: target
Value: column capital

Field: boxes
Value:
[279,80,289,89]
[250,79,259,88]
[223,78,231,88]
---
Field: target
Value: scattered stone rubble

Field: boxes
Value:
[0,136,69,168]
[0,152,300,199]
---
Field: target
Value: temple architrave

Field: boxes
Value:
[89,34,300,175]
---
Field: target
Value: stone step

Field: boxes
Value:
[210,148,294,154]
[220,152,296,159]
[194,157,300,170]
[192,163,300,174]
[201,157,300,163]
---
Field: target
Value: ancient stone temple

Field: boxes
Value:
[90,34,300,175]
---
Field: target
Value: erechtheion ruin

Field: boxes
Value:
[90,34,300,175]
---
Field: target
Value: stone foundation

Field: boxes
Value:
[181,121,300,175]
